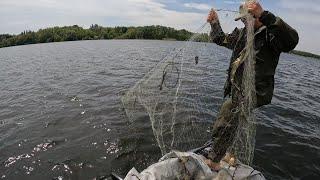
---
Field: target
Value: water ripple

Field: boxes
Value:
[0,40,319,179]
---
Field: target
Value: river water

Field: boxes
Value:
[0,40,319,179]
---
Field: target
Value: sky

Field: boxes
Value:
[0,0,319,54]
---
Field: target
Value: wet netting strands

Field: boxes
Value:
[229,0,258,166]
[121,0,258,166]
[209,0,258,166]
[121,23,215,155]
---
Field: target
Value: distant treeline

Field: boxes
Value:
[290,50,320,60]
[1,24,318,59]
[0,24,195,48]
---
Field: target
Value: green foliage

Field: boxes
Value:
[2,25,319,60]
[290,50,320,60]
[0,24,194,48]
[192,33,210,42]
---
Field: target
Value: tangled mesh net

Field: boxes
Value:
[121,27,215,154]
[229,9,257,165]
[121,0,257,166]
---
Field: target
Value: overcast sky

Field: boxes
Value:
[0,0,318,54]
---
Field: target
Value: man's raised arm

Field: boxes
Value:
[207,9,241,50]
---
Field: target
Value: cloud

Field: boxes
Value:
[277,0,320,27]
[279,0,320,13]
[183,3,211,11]
[223,1,241,5]
[0,0,209,34]
[0,0,318,54]
[276,0,320,54]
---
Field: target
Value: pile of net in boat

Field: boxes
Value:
[121,0,257,166]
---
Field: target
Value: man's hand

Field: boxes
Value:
[207,9,219,23]
[246,2,264,18]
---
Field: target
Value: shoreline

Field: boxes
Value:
[1,39,318,60]
[289,50,320,60]
[1,24,319,60]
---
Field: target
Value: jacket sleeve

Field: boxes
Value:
[259,11,299,53]
[209,21,240,50]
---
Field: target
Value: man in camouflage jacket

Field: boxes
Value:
[206,2,299,164]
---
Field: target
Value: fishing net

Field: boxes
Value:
[121,0,257,166]
[121,26,215,155]
[229,5,257,165]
